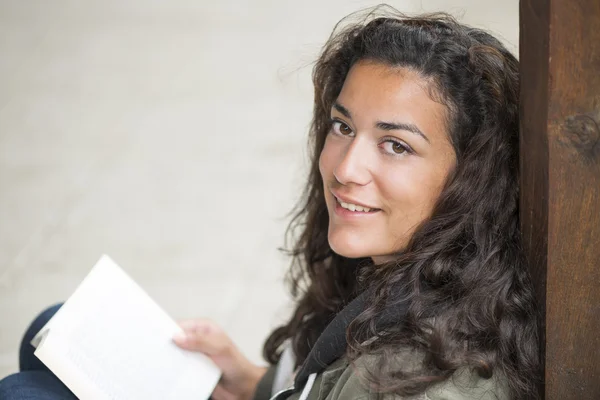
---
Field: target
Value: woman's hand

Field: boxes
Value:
[173,319,267,400]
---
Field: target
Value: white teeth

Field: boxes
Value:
[338,199,372,212]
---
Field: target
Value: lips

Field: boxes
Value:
[333,196,373,212]
[331,191,381,213]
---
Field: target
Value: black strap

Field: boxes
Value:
[293,289,409,388]
[293,292,367,387]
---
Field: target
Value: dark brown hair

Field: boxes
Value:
[264,7,539,400]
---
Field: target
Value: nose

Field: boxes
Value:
[333,137,372,186]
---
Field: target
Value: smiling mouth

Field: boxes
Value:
[334,196,380,213]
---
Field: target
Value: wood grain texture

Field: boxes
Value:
[520,0,600,398]
[519,1,549,397]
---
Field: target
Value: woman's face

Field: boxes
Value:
[319,61,456,263]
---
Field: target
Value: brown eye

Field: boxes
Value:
[392,142,406,154]
[380,139,412,156]
[339,123,352,136]
[331,120,354,137]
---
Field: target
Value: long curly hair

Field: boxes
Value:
[264,8,540,400]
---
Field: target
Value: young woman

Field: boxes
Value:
[0,10,540,400]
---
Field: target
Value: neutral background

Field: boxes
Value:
[0,0,518,378]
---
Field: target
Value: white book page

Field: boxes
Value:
[34,255,221,400]
[35,331,107,399]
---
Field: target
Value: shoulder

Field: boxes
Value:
[421,368,509,400]
[322,351,509,400]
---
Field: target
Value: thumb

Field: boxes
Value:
[173,319,232,356]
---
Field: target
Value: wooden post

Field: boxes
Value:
[520,0,600,398]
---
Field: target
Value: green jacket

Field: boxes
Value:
[254,353,508,400]
[255,292,508,400]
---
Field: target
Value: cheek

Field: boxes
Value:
[382,167,443,221]
[318,137,336,179]
[318,151,325,178]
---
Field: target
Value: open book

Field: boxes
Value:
[31,255,221,400]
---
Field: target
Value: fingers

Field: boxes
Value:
[211,384,238,400]
[177,319,214,335]
[173,319,232,357]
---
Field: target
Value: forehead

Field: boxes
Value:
[342,61,428,97]
[339,61,445,112]
[335,61,449,142]
[340,61,437,102]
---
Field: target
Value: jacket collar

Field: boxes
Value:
[293,288,409,388]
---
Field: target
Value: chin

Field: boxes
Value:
[328,232,374,259]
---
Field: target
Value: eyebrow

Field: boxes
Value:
[332,101,430,143]
[333,102,352,119]
[376,121,430,143]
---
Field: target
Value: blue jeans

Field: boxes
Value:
[0,304,77,399]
